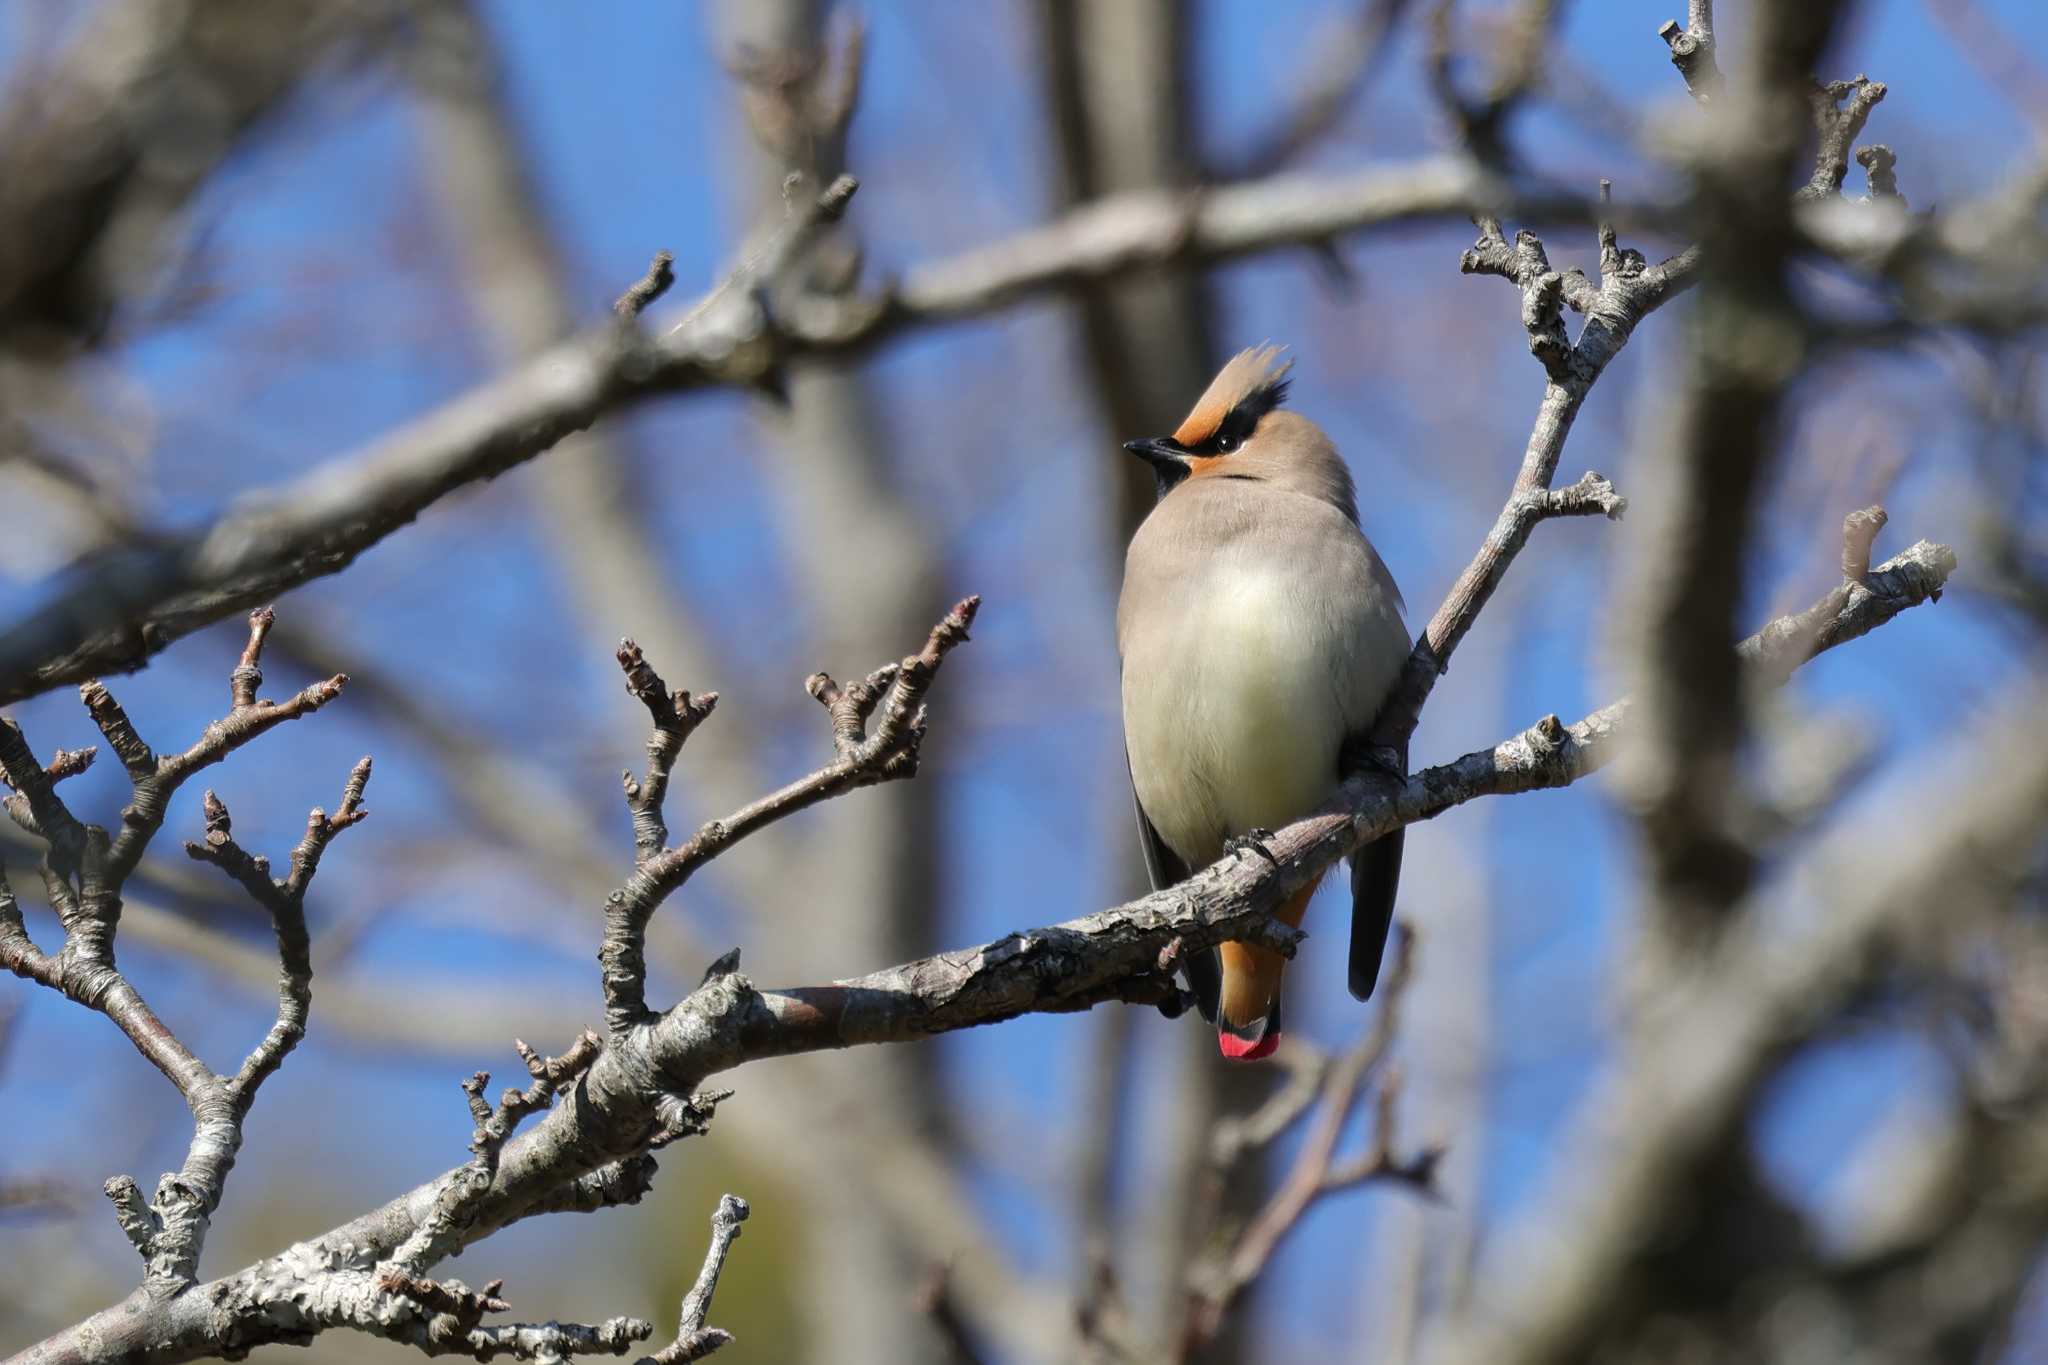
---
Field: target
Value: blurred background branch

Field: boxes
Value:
[2,1,2043,1363]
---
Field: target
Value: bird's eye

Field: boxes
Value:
[1216,434,1241,454]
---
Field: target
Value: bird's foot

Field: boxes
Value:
[1343,737,1405,781]
[1225,828,1280,866]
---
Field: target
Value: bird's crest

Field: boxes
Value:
[1173,345,1294,448]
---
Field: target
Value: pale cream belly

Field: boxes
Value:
[1123,569,1350,869]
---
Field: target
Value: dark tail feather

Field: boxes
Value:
[1183,943,1221,1023]
[1129,768,1219,1022]
[1348,827,1404,1001]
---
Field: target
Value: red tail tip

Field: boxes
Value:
[1218,1028,1281,1062]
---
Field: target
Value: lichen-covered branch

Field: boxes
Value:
[9,498,1951,1365]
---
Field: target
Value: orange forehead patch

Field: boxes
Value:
[1173,345,1293,445]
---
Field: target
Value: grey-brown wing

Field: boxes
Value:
[1128,758,1220,1023]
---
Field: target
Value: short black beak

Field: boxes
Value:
[1123,436,1192,500]
[1122,436,1188,472]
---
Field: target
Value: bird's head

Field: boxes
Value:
[1123,345,1358,520]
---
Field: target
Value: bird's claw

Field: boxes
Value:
[1343,737,1405,780]
[1225,828,1280,866]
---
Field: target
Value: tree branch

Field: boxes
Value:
[1431,672,2048,1365]
[1,120,2019,715]
[9,501,1950,1365]
[1182,926,1439,1355]
[1370,196,1684,751]
[183,760,370,1108]
[0,606,364,1294]
[0,153,1635,712]
[597,597,978,1038]
[615,642,718,866]
[645,1194,750,1364]
[1658,0,1722,103]
[1617,0,1866,942]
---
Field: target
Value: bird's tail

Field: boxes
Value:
[1215,882,1317,1062]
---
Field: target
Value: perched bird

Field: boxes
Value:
[1118,346,1409,1061]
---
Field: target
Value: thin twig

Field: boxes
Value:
[646,1194,750,1363]
[1182,926,1437,1353]
[598,598,979,1037]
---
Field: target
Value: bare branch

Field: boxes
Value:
[0,862,57,989]
[614,250,677,320]
[100,606,349,889]
[645,1194,750,1364]
[5,118,2004,713]
[1183,926,1437,1351]
[0,606,365,1294]
[390,1030,614,1279]
[1658,0,1722,103]
[1434,675,2048,1365]
[1802,76,1889,200]
[10,506,1951,1363]
[1618,0,1866,942]
[1373,200,1690,749]
[1840,504,1889,579]
[616,642,718,864]
[0,173,862,710]
[599,597,979,1037]
[79,678,155,779]
[465,1032,605,1172]
[351,1267,654,1363]
[523,1156,661,1218]
[1855,144,1904,202]
[0,714,89,861]
[102,1174,157,1258]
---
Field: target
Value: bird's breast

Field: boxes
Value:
[1122,554,1365,868]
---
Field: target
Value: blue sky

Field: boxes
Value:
[1,1,2039,1358]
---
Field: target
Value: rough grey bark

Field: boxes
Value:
[6,524,1951,1365]
[1,6,2023,1361]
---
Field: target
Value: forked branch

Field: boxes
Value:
[598,597,979,1037]
[1,605,363,1293]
